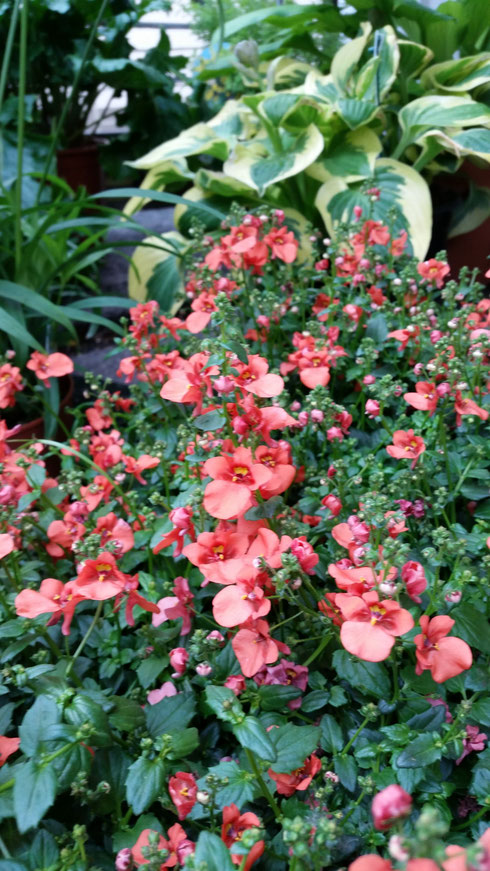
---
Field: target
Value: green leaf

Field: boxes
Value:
[332,650,391,699]
[222,341,249,364]
[471,697,490,727]
[396,733,442,768]
[301,690,329,712]
[0,281,76,339]
[234,716,277,762]
[194,411,227,431]
[452,603,490,654]
[61,305,124,337]
[204,760,255,807]
[108,697,146,732]
[405,704,446,731]
[125,756,166,814]
[145,692,196,738]
[334,755,358,792]
[29,830,60,869]
[366,314,388,345]
[64,695,111,747]
[244,496,284,520]
[471,757,490,801]
[166,727,199,760]
[0,308,44,352]
[19,695,60,756]
[269,724,320,772]
[136,655,169,689]
[95,188,226,221]
[319,714,344,753]
[26,464,46,489]
[194,832,235,871]
[258,685,302,711]
[14,761,57,833]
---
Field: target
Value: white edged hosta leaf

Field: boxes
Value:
[416,127,490,170]
[398,40,434,79]
[307,126,381,183]
[282,96,332,132]
[127,123,232,171]
[331,22,372,95]
[315,157,432,260]
[128,231,188,307]
[267,55,316,90]
[260,92,301,126]
[336,98,379,129]
[123,160,193,215]
[354,26,400,102]
[303,71,339,104]
[399,95,490,142]
[421,53,490,93]
[224,124,323,195]
[174,186,228,235]
[194,168,257,198]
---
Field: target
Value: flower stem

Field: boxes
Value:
[340,717,370,757]
[244,748,281,820]
[66,601,103,677]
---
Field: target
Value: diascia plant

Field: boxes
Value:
[0,207,489,871]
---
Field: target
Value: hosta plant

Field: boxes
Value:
[125,23,490,302]
[0,207,489,871]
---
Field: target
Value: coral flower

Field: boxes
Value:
[152,577,195,635]
[414,615,472,682]
[232,355,284,399]
[417,258,450,287]
[404,382,438,415]
[386,429,425,468]
[263,226,298,263]
[202,447,273,520]
[221,804,265,869]
[131,824,193,867]
[371,784,412,830]
[212,571,271,627]
[454,391,489,426]
[168,772,197,821]
[183,529,249,584]
[15,578,84,635]
[0,363,24,409]
[0,735,20,767]
[0,532,14,559]
[26,351,73,386]
[268,753,321,796]
[349,858,392,871]
[336,591,414,662]
[232,618,289,677]
[73,552,128,600]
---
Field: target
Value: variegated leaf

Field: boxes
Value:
[267,56,316,90]
[307,126,381,183]
[315,158,432,260]
[399,95,490,140]
[331,22,372,94]
[421,53,490,93]
[128,232,188,306]
[415,127,490,168]
[194,169,257,198]
[123,160,193,216]
[398,40,434,79]
[224,124,323,195]
[354,26,400,102]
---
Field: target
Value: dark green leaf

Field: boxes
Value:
[319,714,344,753]
[471,697,490,727]
[332,650,391,698]
[29,830,60,868]
[19,696,60,756]
[145,692,195,738]
[204,760,255,807]
[194,411,227,431]
[452,603,490,653]
[222,341,249,364]
[471,758,490,801]
[94,189,226,220]
[64,695,111,747]
[302,690,329,712]
[166,727,199,759]
[258,685,302,711]
[406,704,446,731]
[194,832,235,871]
[26,464,46,488]
[108,697,146,732]
[234,716,277,762]
[125,757,166,814]
[334,755,358,792]
[269,724,320,772]
[244,496,284,520]
[396,733,442,768]
[14,761,57,833]
[366,314,388,344]
[136,655,169,689]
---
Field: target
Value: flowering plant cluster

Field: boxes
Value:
[0,208,489,871]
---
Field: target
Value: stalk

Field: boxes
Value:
[14,0,28,278]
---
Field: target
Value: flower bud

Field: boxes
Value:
[115,848,133,870]
[371,784,412,830]
[234,39,259,69]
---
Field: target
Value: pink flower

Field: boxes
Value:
[26,351,73,386]
[456,725,487,765]
[401,561,427,603]
[365,399,380,418]
[147,681,178,705]
[371,785,412,830]
[170,647,189,676]
[224,674,246,695]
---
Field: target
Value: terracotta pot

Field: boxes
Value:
[7,376,74,475]
[56,141,102,194]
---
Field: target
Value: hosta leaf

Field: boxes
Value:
[309,127,381,183]
[224,125,323,195]
[315,157,432,260]
[421,53,490,93]
[399,95,490,142]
